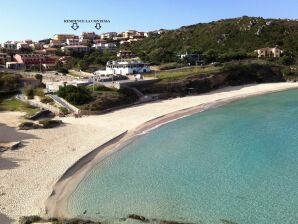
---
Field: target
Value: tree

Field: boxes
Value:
[55,61,68,75]
[203,49,219,63]
[57,85,92,105]
[35,74,43,82]
[77,60,89,71]
[24,85,35,99]
[0,74,22,91]
[281,55,296,66]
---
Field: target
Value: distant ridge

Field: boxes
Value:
[131,16,298,63]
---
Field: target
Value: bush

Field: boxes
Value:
[24,85,35,99]
[38,119,62,128]
[35,74,42,82]
[93,84,116,92]
[59,107,69,115]
[57,85,92,105]
[19,215,42,224]
[40,96,54,104]
[18,121,40,130]
[34,88,45,97]
[281,55,296,65]
[0,73,22,92]
[282,68,296,77]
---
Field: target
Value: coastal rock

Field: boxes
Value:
[0,141,22,151]
[220,219,238,224]
[160,220,193,224]
[18,122,40,130]
[38,119,62,129]
[19,215,42,224]
[128,214,149,222]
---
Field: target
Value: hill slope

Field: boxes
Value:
[131,16,298,63]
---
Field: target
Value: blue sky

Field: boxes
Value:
[0,0,297,42]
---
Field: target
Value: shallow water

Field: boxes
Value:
[68,89,298,224]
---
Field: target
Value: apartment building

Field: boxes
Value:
[49,40,64,48]
[2,41,17,50]
[92,42,116,52]
[66,38,80,46]
[0,53,11,65]
[17,42,30,50]
[100,32,118,39]
[117,50,135,58]
[14,54,46,67]
[61,45,90,53]
[53,34,78,42]
[81,32,97,40]
[255,46,283,58]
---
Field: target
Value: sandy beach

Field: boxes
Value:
[1,83,298,223]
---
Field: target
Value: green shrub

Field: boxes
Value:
[59,107,69,115]
[40,96,54,104]
[24,85,35,99]
[38,119,62,128]
[19,215,42,224]
[281,55,296,66]
[18,121,40,130]
[93,84,116,92]
[57,85,92,105]
[34,88,45,97]
[282,68,296,77]
[35,74,43,82]
[0,73,22,92]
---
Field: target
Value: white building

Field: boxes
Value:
[100,32,118,39]
[92,42,116,51]
[80,32,97,40]
[49,40,64,48]
[61,45,90,53]
[2,41,17,50]
[255,47,283,58]
[95,60,150,76]
[16,42,30,50]
[66,38,80,46]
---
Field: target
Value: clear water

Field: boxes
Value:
[68,89,298,224]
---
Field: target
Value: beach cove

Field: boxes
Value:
[1,83,298,223]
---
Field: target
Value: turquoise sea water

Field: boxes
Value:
[68,89,298,224]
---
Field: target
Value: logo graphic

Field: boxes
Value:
[95,23,102,30]
[64,19,110,31]
[71,22,79,31]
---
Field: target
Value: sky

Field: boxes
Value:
[0,0,297,43]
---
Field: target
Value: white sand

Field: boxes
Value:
[1,83,298,223]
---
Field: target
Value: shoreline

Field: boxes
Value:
[45,83,298,220]
[2,83,298,223]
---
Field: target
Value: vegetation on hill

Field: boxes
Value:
[131,16,298,64]
[57,85,93,105]
[56,84,138,113]
[64,49,117,72]
[0,98,39,115]
[139,63,285,98]
[80,85,139,113]
[0,73,22,95]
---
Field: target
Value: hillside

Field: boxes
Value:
[131,16,298,64]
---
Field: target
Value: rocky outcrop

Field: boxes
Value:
[0,141,22,152]
[18,119,62,130]
[128,214,149,222]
